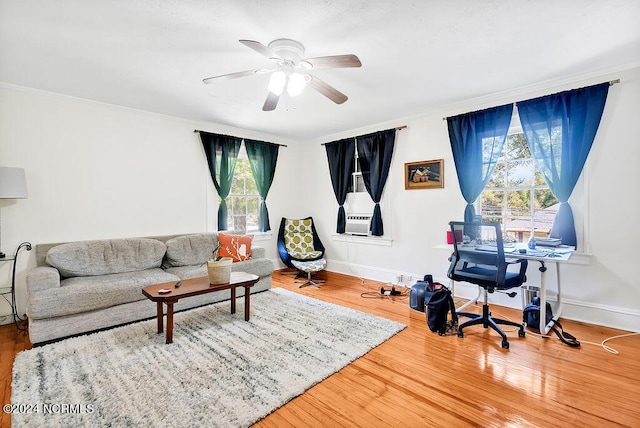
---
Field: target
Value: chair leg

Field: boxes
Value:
[456,289,524,349]
[296,271,324,288]
[455,284,482,316]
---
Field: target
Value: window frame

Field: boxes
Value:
[475,110,589,252]
[224,144,261,235]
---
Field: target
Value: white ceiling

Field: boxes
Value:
[1,1,639,143]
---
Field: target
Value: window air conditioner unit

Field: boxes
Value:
[345,214,371,236]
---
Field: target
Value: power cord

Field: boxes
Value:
[473,303,638,353]
[565,332,639,354]
[361,284,410,300]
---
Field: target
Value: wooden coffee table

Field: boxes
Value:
[142,271,259,344]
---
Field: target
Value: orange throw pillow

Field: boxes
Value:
[218,233,253,262]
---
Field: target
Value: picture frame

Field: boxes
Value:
[404,159,444,189]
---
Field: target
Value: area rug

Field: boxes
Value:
[11,288,405,427]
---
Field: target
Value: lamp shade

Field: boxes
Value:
[0,167,28,199]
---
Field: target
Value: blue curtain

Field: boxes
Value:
[447,104,513,221]
[325,138,355,233]
[356,129,395,236]
[200,132,242,231]
[517,82,609,247]
[244,139,279,232]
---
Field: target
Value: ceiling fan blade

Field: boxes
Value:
[203,69,260,83]
[239,39,278,59]
[308,76,348,104]
[305,54,362,69]
[263,91,280,111]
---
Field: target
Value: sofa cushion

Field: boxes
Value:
[27,268,180,319]
[163,233,218,268]
[46,238,167,277]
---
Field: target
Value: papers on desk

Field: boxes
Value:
[525,250,547,257]
[550,246,574,254]
[475,245,517,253]
[473,245,575,258]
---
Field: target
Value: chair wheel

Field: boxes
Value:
[518,329,526,338]
[502,341,510,349]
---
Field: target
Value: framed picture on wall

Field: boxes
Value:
[404,159,444,189]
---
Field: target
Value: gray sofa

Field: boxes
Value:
[25,233,274,345]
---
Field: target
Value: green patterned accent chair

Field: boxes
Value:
[277,217,325,269]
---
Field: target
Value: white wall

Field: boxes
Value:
[306,66,640,332]
[1,65,638,332]
[0,86,291,322]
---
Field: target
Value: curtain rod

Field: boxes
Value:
[441,79,621,121]
[320,125,407,145]
[193,129,287,147]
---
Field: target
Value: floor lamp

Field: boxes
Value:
[0,167,28,258]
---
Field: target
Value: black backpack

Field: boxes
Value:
[410,277,458,335]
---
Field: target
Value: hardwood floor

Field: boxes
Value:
[1,270,638,427]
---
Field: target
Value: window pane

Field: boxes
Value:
[230,175,244,195]
[505,133,531,160]
[478,131,559,239]
[506,158,534,187]
[480,190,504,220]
[486,159,505,188]
[504,216,530,243]
[246,197,259,233]
[245,175,258,195]
[355,174,366,192]
[246,196,259,214]
[233,215,247,234]
[224,197,234,230]
[534,188,558,210]
[507,190,530,217]
[234,196,247,214]
[216,146,262,233]
[534,169,549,186]
[534,191,559,236]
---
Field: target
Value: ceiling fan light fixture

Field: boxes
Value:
[268,71,286,95]
[204,38,361,110]
[287,73,307,97]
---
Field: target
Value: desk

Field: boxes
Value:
[442,243,574,335]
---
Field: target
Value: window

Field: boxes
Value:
[348,146,366,193]
[224,145,260,234]
[479,132,559,242]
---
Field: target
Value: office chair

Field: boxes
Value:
[447,221,527,349]
[277,217,326,278]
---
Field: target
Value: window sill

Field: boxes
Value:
[332,234,393,246]
[251,232,273,242]
[219,230,273,242]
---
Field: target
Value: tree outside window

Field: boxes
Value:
[225,146,260,234]
[480,133,558,242]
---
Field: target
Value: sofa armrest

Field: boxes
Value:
[251,246,265,259]
[26,266,61,294]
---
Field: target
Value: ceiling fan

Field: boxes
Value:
[203,38,362,111]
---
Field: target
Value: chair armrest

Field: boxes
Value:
[26,266,61,294]
[250,246,265,259]
[506,258,529,279]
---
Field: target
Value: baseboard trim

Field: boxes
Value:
[322,259,639,333]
